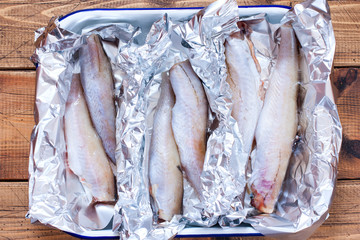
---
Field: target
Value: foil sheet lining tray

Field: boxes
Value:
[28,1,341,238]
[60,6,287,238]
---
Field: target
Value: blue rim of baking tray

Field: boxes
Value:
[58,5,291,22]
[57,4,290,239]
[66,226,264,239]
[66,232,263,239]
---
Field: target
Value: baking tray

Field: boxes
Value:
[57,5,291,238]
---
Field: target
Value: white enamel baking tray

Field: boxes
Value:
[58,5,290,238]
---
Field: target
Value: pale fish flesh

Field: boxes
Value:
[169,60,208,196]
[225,28,263,159]
[250,25,298,213]
[149,73,183,222]
[64,74,115,202]
[79,34,116,164]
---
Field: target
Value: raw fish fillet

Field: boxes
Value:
[250,26,298,213]
[149,73,183,221]
[64,74,115,202]
[79,34,116,164]
[169,60,208,196]
[225,29,263,159]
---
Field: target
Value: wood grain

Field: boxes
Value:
[0,0,359,69]
[1,180,359,240]
[332,68,360,179]
[0,182,77,240]
[1,68,359,180]
[0,71,35,180]
[1,0,359,239]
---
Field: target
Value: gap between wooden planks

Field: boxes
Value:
[1,180,359,240]
[1,68,359,180]
[0,0,359,69]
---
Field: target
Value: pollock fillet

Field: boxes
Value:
[79,34,116,164]
[149,74,183,221]
[250,26,298,213]
[65,74,115,202]
[225,30,263,157]
[169,60,208,196]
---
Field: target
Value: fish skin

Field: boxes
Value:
[169,60,208,196]
[79,34,116,164]
[250,26,298,213]
[225,31,263,156]
[65,74,115,202]
[149,73,183,221]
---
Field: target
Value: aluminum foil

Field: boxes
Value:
[243,0,342,239]
[112,14,188,240]
[217,13,280,227]
[171,0,242,227]
[112,1,249,238]
[165,0,339,237]
[28,0,341,238]
[28,18,136,234]
[173,0,285,229]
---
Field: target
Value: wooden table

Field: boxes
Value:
[0,0,359,239]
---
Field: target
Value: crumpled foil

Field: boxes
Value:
[173,0,341,237]
[112,14,188,240]
[28,0,341,238]
[172,0,242,227]
[27,18,136,234]
[217,12,280,227]
[243,0,342,239]
[112,0,248,238]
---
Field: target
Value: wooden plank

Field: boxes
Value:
[0,182,79,240]
[0,67,359,180]
[233,223,360,239]
[0,180,359,239]
[0,71,35,180]
[332,68,360,179]
[329,0,360,67]
[0,0,360,69]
